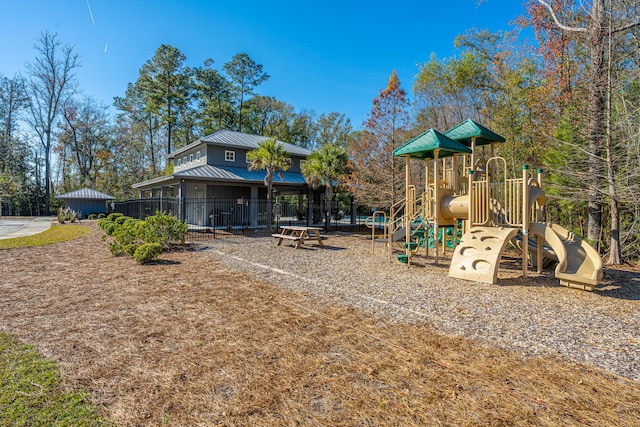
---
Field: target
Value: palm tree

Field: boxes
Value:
[302,144,350,230]
[247,137,291,232]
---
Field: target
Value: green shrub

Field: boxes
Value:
[114,215,131,225]
[133,242,163,264]
[101,211,185,263]
[103,222,116,236]
[88,214,97,220]
[107,212,123,221]
[57,209,66,224]
[144,211,188,247]
[97,218,110,230]
[69,211,76,223]
[123,243,141,256]
[122,218,142,228]
[108,241,124,256]
[98,213,106,219]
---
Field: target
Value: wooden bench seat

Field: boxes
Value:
[271,233,301,241]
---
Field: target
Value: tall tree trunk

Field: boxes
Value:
[148,116,157,175]
[605,0,621,264]
[44,128,51,215]
[586,0,606,250]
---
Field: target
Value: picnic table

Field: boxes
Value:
[272,225,327,249]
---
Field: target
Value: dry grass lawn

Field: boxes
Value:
[1,223,639,426]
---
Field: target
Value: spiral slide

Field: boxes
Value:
[528,222,603,291]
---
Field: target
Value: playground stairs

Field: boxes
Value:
[393,221,430,263]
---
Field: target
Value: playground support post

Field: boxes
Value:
[467,168,474,227]
[537,168,544,273]
[433,150,440,265]
[405,155,412,265]
[522,165,529,278]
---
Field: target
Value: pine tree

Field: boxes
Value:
[348,70,409,207]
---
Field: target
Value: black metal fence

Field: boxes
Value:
[110,197,377,240]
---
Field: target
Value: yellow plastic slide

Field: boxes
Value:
[528,222,602,291]
[449,223,603,290]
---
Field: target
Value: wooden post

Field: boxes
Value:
[467,169,474,228]
[425,160,430,257]
[433,150,439,265]
[470,137,477,176]
[522,164,529,278]
[452,153,458,193]
[536,168,544,273]
[405,155,411,265]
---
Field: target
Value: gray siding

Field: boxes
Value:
[207,146,304,172]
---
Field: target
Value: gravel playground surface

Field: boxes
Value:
[206,231,640,381]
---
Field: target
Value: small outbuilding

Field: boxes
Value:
[56,188,115,218]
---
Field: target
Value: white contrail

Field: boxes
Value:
[86,0,95,26]
[104,42,108,53]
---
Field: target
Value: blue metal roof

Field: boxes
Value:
[56,188,115,200]
[175,164,307,184]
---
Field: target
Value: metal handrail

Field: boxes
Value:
[365,211,387,252]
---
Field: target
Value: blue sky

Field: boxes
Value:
[1,0,530,129]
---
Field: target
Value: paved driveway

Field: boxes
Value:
[0,217,54,240]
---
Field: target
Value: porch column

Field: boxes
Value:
[298,190,304,222]
[306,188,313,227]
[250,185,259,227]
[178,180,187,222]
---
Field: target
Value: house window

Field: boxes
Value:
[246,152,251,164]
[189,153,193,163]
[177,158,182,167]
[300,159,306,169]
[196,151,201,161]
[225,150,235,162]
[183,156,187,165]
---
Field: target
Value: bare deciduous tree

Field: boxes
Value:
[25,30,79,214]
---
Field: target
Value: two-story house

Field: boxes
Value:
[132,130,314,227]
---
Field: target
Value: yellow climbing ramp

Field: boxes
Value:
[448,226,519,284]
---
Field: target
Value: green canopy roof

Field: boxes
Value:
[393,129,472,159]
[444,119,505,146]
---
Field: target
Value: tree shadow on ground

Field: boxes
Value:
[595,267,640,300]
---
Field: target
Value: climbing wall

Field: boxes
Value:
[448,226,519,284]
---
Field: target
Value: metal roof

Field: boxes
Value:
[393,129,472,159]
[56,188,115,200]
[133,164,308,189]
[175,164,307,184]
[444,119,505,146]
[168,130,311,158]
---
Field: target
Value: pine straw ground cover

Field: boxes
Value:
[1,223,639,426]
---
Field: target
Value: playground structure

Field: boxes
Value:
[370,120,602,291]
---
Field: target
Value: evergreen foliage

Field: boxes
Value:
[99,211,187,263]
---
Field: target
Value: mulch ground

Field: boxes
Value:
[1,223,639,426]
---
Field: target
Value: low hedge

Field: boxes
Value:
[100,211,187,264]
